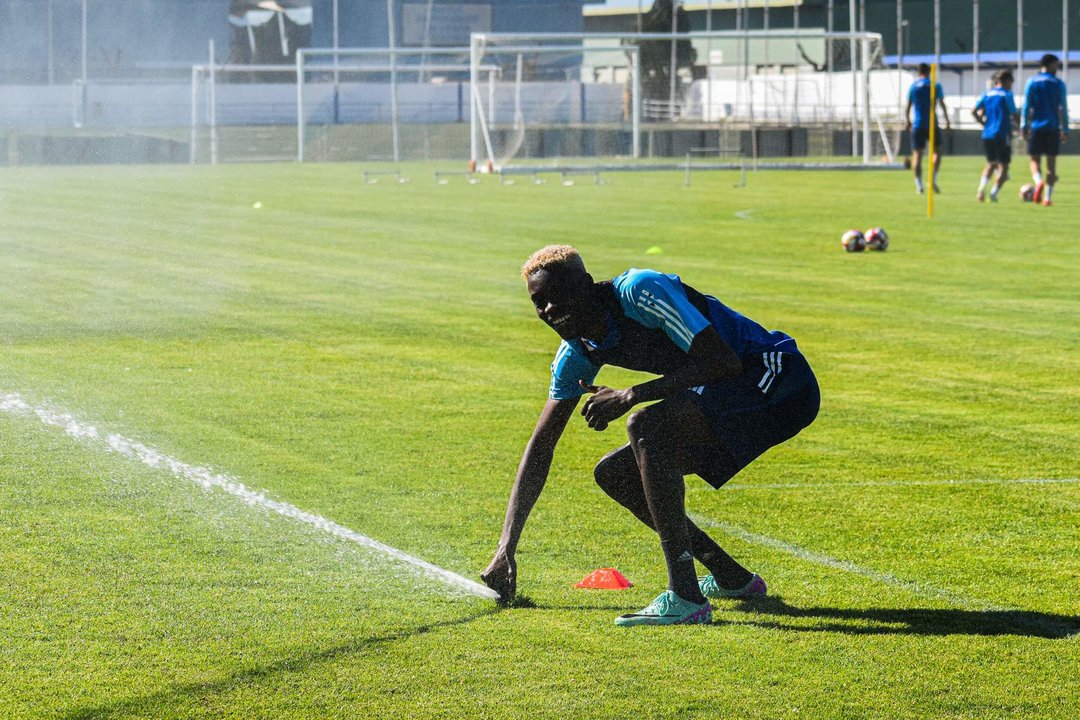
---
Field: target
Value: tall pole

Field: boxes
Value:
[827,0,833,122]
[928,63,937,218]
[850,0,858,156]
[81,0,88,85]
[973,0,979,92]
[933,0,941,70]
[897,1,904,121]
[332,0,339,84]
[670,0,678,120]
[1017,0,1024,90]
[47,0,55,84]
[209,40,219,165]
[705,0,712,123]
[1064,0,1070,83]
[387,0,400,162]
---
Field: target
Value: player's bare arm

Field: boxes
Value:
[939,98,952,130]
[482,396,579,603]
[578,327,740,431]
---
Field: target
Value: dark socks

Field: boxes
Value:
[660,536,707,604]
[687,522,754,589]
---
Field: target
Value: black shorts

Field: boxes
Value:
[983,138,1012,164]
[911,127,941,152]
[1028,129,1061,157]
[685,349,820,489]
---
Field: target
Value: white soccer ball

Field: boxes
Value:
[841,229,866,252]
[1019,183,1035,202]
[865,227,889,251]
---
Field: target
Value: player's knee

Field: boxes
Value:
[593,455,619,492]
[625,408,672,452]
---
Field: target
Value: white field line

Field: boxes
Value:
[724,477,1080,491]
[0,392,499,602]
[691,515,1006,611]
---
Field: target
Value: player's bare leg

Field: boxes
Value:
[1030,155,1045,202]
[912,148,925,193]
[622,395,713,606]
[977,163,993,202]
[991,163,1009,202]
[594,444,754,590]
[1044,154,1059,206]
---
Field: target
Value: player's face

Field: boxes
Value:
[527,268,603,341]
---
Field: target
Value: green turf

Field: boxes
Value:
[0,158,1077,719]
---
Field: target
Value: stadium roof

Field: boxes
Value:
[885,50,1080,68]
[585,0,800,17]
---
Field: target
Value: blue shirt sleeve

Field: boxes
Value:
[974,94,986,113]
[548,340,600,400]
[1007,92,1018,115]
[935,82,944,100]
[613,269,711,353]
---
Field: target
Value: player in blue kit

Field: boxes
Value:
[906,63,951,194]
[481,246,820,626]
[972,70,1020,202]
[1022,54,1069,206]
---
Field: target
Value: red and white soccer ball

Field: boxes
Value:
[865,227,889,251]
[841,229,866,252]
[1019,184,1035,202]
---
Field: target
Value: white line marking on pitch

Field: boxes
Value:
[0,391,499,602]
[735,209,756,220]
[724,477,1080,491]
[691,515,1005,611]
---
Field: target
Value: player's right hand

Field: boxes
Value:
[481,551,516,606]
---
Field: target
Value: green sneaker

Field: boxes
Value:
[700,573,767,599]
[614,590,712,627]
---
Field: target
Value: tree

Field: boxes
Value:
[637,0,698,109]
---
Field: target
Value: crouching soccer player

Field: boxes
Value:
[972,70,1020,202]
[481,246,820,626]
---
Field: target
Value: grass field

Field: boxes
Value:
[0,157,1077,719]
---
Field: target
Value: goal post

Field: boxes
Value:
[295,46,495,163]
[469,30,897,173]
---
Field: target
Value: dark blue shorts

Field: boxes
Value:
[1028,129,1061,157]
[983,138,1012,164]
[911,127,941,152]
[685,349,820,489]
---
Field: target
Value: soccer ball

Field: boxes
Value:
[865,227,889,251]
[841,229,866,252]
[1019,184,1035,202]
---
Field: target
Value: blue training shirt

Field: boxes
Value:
[548,269,796,400]
[909,78,944,130]
[1022,72,1070,133]
[974,88,1018,141]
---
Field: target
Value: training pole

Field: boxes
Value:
[927,64,936,218]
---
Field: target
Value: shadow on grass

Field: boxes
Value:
[722,596,1080,639]
[60,607,501,720]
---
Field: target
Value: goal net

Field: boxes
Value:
[470,30,902,174]
[297,47,484,163]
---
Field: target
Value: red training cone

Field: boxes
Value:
[574,568,633,590]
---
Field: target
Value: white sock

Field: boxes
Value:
[990,183,1001,199]
[933,170,939,185]
[1034,172,1043,184]
[915,176,924,192]
[1045,185,1054,201]
[978,176,989,191]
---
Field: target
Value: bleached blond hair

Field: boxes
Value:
[521,245,587,279]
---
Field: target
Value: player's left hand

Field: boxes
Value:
[579,381,635,431]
